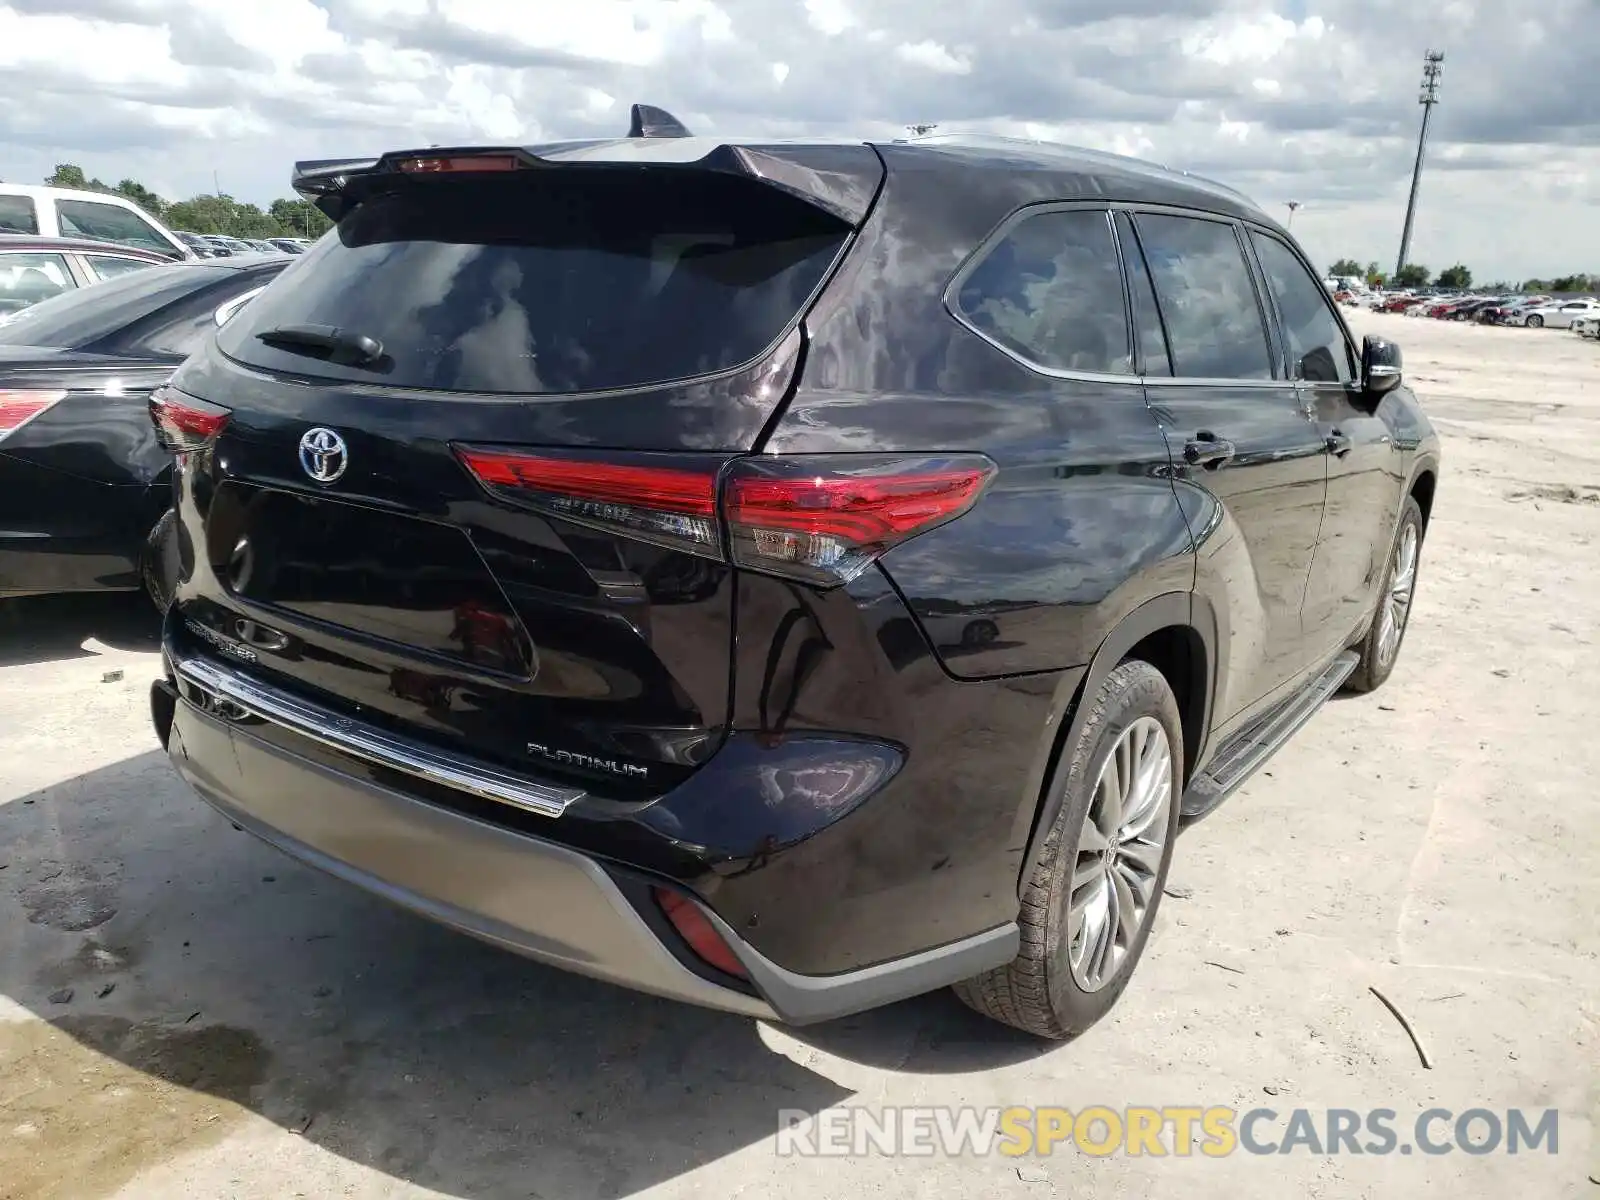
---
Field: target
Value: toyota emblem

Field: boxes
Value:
[298,427,348,484]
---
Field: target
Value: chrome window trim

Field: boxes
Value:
[942,199,1296,389]
[215,284,267,326]
[171,651,586,819]
[942,201,1141,386]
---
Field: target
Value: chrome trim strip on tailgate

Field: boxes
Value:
[171,653,586,819]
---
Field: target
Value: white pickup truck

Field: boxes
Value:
[0,183,195,261]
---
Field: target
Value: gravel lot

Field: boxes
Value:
[2,311,1596,1199]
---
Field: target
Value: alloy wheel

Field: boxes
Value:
[1068,716,1173,992]
[1377,522,1418,668]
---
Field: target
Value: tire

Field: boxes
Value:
[1344,495,1424,694]
[961,619,1000,647]
[141,507,178,614]
[954,659,1184,1040]
[1527,314,1543,329]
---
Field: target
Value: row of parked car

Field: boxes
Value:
[1343,288,1600,330]
[175,232,311,258]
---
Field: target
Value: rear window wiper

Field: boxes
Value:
[256,323,383,367]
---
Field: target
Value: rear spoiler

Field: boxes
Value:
[292,104,883,227]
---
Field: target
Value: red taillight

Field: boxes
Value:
[653,887,748,980]
[724,454,997,586]
[150,387,231,453]
[454,447,997,587]
[454,447,722,557]
[0,389,66,443]
[396,154,519,174]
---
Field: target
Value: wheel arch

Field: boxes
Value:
[1408,464,1438,529]
[1011,592,1215,897]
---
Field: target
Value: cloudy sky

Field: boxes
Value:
[1,0,1595,282]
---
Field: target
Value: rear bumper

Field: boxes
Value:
[155,668,1017,1025]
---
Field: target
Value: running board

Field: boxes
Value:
[1182,651,1359,820]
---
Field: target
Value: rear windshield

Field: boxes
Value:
[218,170,851,394]
[0,263,230,348]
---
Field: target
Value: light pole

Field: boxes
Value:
[1285,201,1301,230]
[1396,50,1444,279]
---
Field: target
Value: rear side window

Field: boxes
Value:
[56,198,172,254]
[0,251,74,315]
[0,195,39,234]
[1249,231,1355,383]
[85,254,159,282]
[219,171,850,394]
[1115,214,1172,377]
[0,263,229,348]
[1132,214,1273,380]
[953,208,1132,375]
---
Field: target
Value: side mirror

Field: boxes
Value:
[1362,335,1403,398]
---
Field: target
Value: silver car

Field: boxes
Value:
[1512,298,1600,329]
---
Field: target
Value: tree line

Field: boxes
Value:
[1327,257,1593,294]
[41,164,333,241]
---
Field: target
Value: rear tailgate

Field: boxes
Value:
[164,147,882,798]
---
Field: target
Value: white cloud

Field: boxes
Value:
[1182,12,1323,67]
[804,0,855,37]
[0,0,1595,281]
[894,40,971,75]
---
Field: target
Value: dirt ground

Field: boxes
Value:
[2,311,1596,1199]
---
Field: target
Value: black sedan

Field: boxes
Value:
[0,255,289,599]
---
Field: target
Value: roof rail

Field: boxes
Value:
[627,104,692,139]
[898,131,1260,211]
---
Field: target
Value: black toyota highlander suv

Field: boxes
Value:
[147,109,1439,1039]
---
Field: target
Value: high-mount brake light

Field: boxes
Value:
[396,154,520,174]
[723,454,997,586]
[454,447,722,558]
[455,446,997,587]
[0,390,66,444]
[149,387,231,454]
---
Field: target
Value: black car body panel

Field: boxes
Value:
[152,131,1441,1014]
[0,258,288,596]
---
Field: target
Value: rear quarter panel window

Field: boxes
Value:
[1132,213,1273,380]
[953,207,1132,375]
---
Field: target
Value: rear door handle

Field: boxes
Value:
[1183,433,1236,470]
[1325,429,1353,457]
